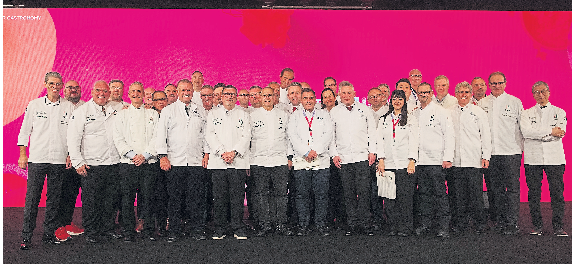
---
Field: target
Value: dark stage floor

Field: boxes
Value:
[4,203,572,263]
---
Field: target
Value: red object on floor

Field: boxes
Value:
[55,226,70,242]
[66,223,84,236]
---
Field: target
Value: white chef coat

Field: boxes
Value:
[155,100,206,167]
[413,101,455,165]
[192,91,202,107]
[376,113,419,170]
[17,96,75,164]
[433,94,458,109]
[249,107,289,167]
[330,102,377,164]
[68,99,120,168]
[205,106,251,169]
[108,100,129,111]
[371,105,390,127]
[65,98,86,110]
[279,87,289,104]
[407,94,420,113]
[114,104,159,164]
[478,92,524,155]
[449,104,492,168]
[288,108,334,170]
[520,103,566,165]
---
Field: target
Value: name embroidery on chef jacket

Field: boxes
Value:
[213,118,222,125]
[237,119,244,129]
[35,111,48,119]
[425,114,435,127]
[253,120,264,128]
[278,117,284,130]
[501,104,515,118]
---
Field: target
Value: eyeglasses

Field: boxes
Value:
[261,94,273,98]
[201,94,213,98]
[455,90,471,94]
[238,94,249,97]
[152,98,167,101]
[222,92,236,97]
[65,86,80,90]
[409,74,422,78]
[532,89,549,95]
[418,91,432,95]
[367,95,382,99]
[249,92,261,97]
[489,81,505,86]
[325,84,336,88]
[48,82,63,87]
[110,86,123,90]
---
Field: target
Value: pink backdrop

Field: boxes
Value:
[3,9,572,207]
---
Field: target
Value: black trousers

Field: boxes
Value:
[485,155,521,227]
[450,167,486,229]
[524,164,565,229]
[340,160,371,227]
[58,167,81,228]
[81,164,120,237]
[21,163,65,240]
[384,169,417,233]
[328,159,346,226]
[153,164,168,229]
[211,169,246,231]
[166,166,207,235]
[120,163,158,236]
[251,165,289,226]
[416,165,450,230]
[370,163,384,224]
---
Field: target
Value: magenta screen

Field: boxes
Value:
[4,9,572,206]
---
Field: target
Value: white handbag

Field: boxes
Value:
[377,170,396,199]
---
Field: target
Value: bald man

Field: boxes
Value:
[144,87,156,109]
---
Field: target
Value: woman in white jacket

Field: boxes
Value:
[376,89,419,236]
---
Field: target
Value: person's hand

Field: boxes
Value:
[222,151,236,164]
[160,156,171,171]
[442,161,452,169]
[333,156,342,169]
[202,153,209,168]
[132,154,145,166]
[481,159,489,169]
[407,160,416,174]
[288,160,293,170]
[377,159,385,174]
[551,127,565,138]
[368,153,376,166]
[76,164,90,177]
[18,155,28,170]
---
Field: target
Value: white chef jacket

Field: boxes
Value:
[249,107,289,167]
[521,103,566,165]
[371,105,390,127]
[376,113,419,170]
[68,99,120,168]
[330,102,377,164]
[205,106,251,169]
[288,108,334,170]
[114,104,159,164]
[433,94,458,109]
[108,100,129,111]
[65,98,86,110]
[413,101,455,165]
[155,100,206,167]
[279,87,289,104]
[192,91,202,107]
[17,96,75,164]
[478,92,524,155]
[449,104,492,168]
[407,95,419,113]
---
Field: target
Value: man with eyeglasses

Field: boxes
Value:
[412,82,454,238]
[18,72,76,249]
[68,80,122,244]
[54,80,87,243]
[471,77,488,104]
[144,87,156,109]
[151,91,168,114]
[367,86,390,230]
[238,89,250,109]
[279,68,295,104]
[155,79,209,242]
[520,81,567,237]
[149,90,169,236]
[408,69,422,107]
[433,75,458,109]
[477,71,524,235]
[448,81,491,234]
[330,81,377,236]
[205,85,251,240]
[248,86,262,113]
[199,85,215,111]
[164,84,178,105]
[213,83,226,108]
[108,79,129,110]
[113,82,160,242]
[191,71,205,107]
[249,87,290,236]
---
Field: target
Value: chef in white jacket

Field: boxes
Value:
[205,85,251,240]
[520,81,567,237]
[448,81,491,234]
[288,88,334,236]
[412,82,454,238]
[477,71,524,235]
[155,79,209,242]
[330,81,377,236]
[113,81,159,241]
[249,87,290,237]
[68,80,121,243]
[377,89,419,237]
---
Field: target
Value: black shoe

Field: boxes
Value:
[234,228,248,240]
[397,231,410,237]
[194,230,207,241]
[123,234,135,242]
[345,226,354,236]
[317,226,330,237]
[212,229,226,240]
[364,227,375,236]
[554,228,568,237]
[167,236,178,243]
[104,231,123,239]
[256,225,273,237]
[42,234,61,245]
[415,226,429,236]
[85,236,98,243]
[475,225,487,234]
[20,239,31,250]
[529,226,543,236]
[436,229,450,238]
[502,225,520,235]
[276,224,293,236]
[296,226,309,236]
[387,230,397,236]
